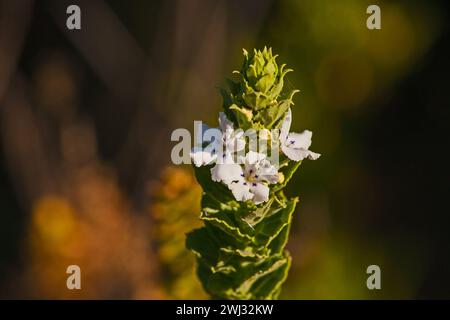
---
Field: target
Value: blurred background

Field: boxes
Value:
[0,0,449,299]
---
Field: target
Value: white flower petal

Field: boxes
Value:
[286,130,312,150]
[235,154,246,165]
[203,127,223,147]
[234,141,246,155]
[215,150,237,164]
[219,112,234,132]
[281,144,320,161]
[224,135,245,154]
[280,108,292,142]
[229,181,253,202]
[249,182,269,204]
[234,129,244,139]
[194,122,212,146]
[190,146,218,167]
[279,111,320,162]
[280,144,303,161]
[211,163,243,184]
[304,150,321,160]
[255,159,279,184]
[245,151,266,165]
[234,135,246,153]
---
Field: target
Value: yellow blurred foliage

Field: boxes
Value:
[26,166,163,299]
[149,166,207,299]
[25,165,206,299]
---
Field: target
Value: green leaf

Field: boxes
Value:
[253,99,290,129]
[234,254,289,299]
[250,252,291,299]
[238,197,274,228]
[254,198,298,248]
[201,209,253,244]
[268,223,290,255]
[193,165,234,203]
[272,160,302,192]
[197,263,236,298]
[186,227,220,268]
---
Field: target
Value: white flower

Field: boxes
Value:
[279,108,321,161]
[190,112,245,167]
[211,151,279,205]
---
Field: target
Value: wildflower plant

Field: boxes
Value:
[187,47,320,299]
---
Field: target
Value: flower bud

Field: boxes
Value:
[220,47,298,130]
[239,47,291,111]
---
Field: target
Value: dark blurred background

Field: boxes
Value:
[0,0,449,299]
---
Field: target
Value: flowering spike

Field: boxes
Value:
[188,48,320,300]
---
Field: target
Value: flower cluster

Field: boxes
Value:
[190,109,320,204]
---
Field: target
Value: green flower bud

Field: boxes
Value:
[243,47,278,92]
[220,47,298,130]
[239,47,292,111]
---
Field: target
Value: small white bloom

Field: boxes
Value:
[279,109,321,161]
[213,151,279,205]
[190,144,218,167]
[210,153,243,185]
[190,112,245,167]
[219,113,245,160]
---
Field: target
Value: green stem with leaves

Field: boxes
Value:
[187,47,317,299]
